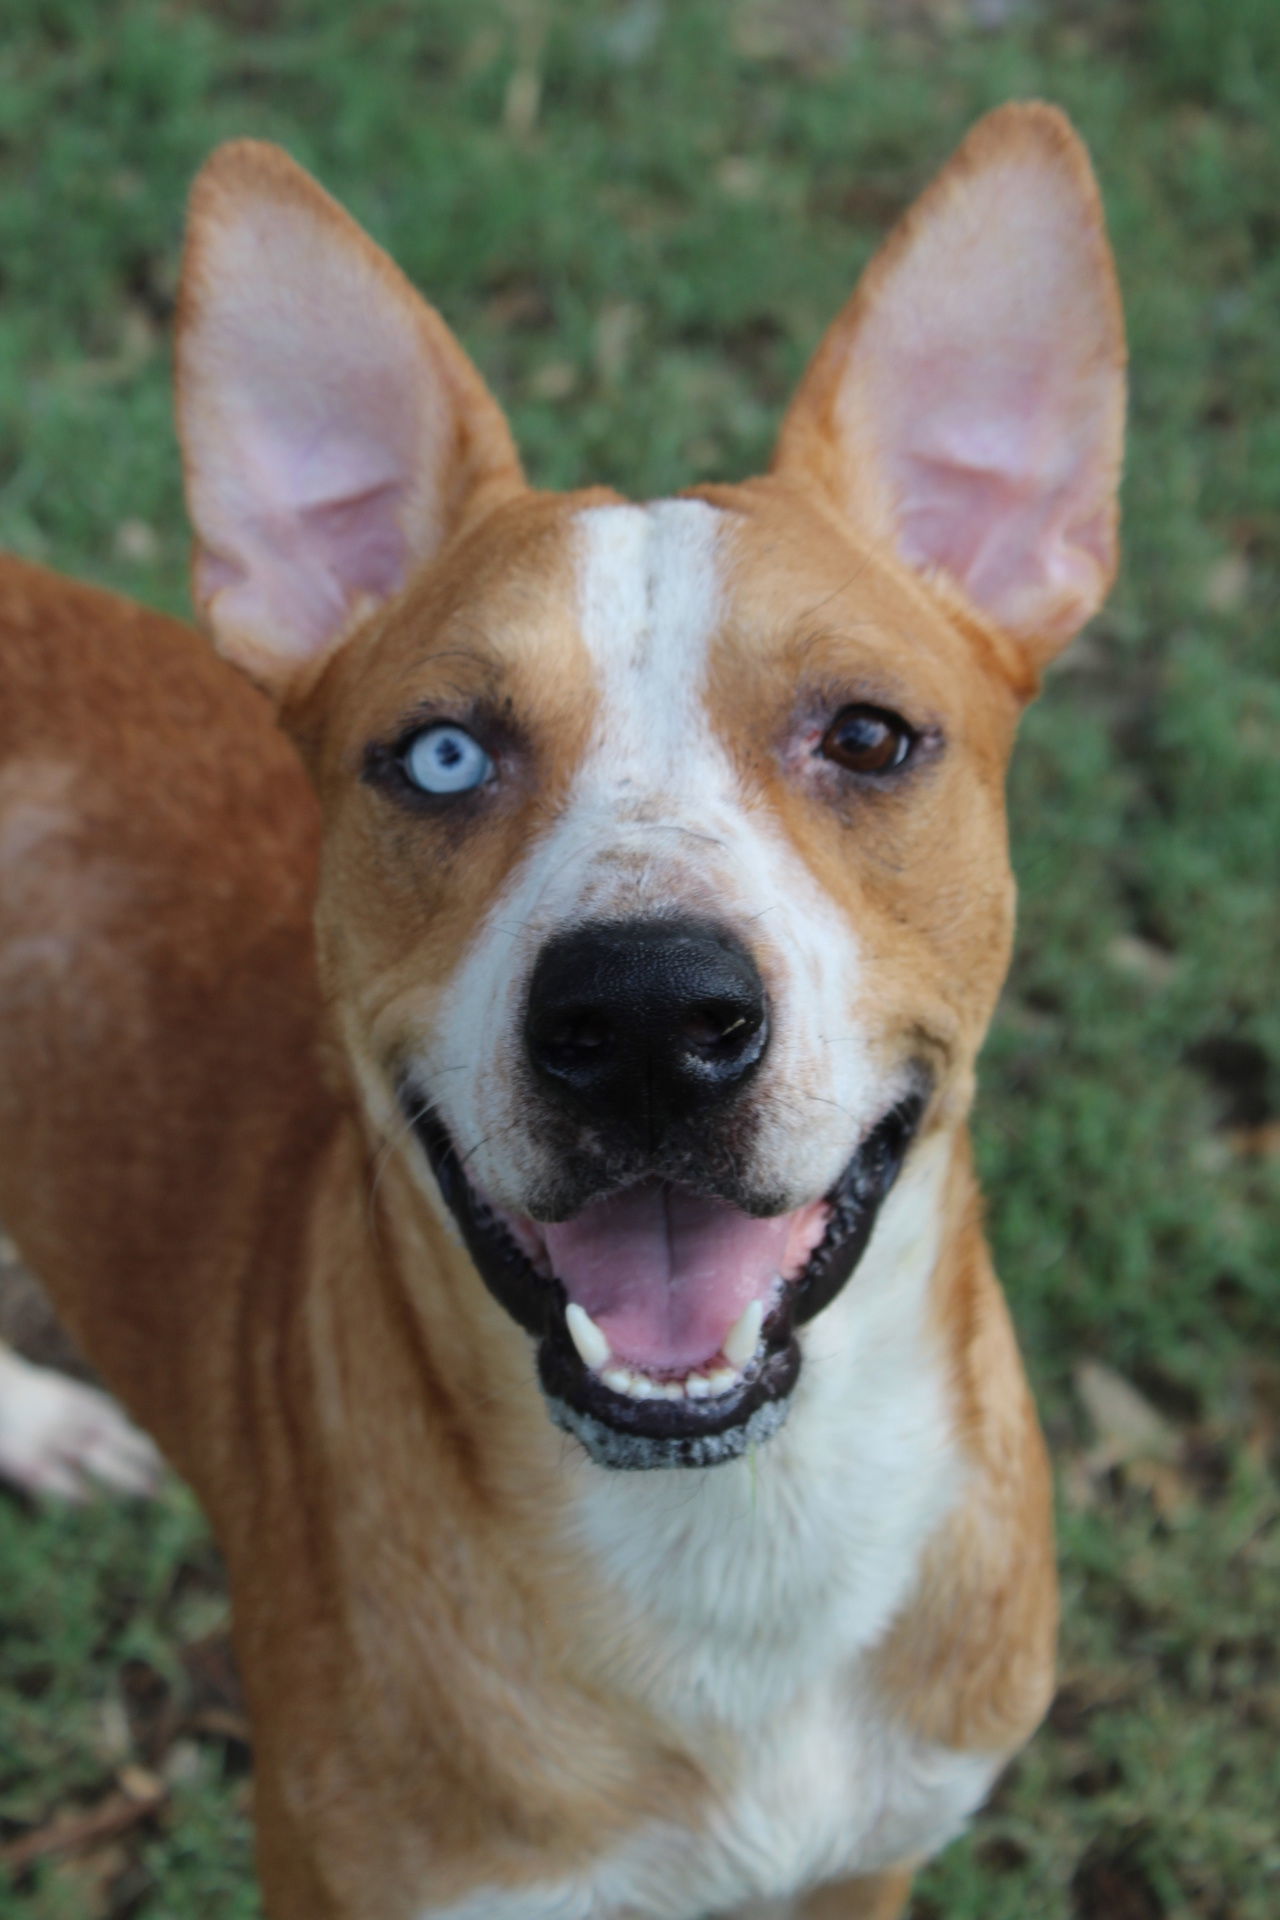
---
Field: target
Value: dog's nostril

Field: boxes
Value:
[544,1009,613,1059]
[681,1002,760,1055]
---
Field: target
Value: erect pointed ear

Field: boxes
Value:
[772,103,1126,665]
[176,142,524,699]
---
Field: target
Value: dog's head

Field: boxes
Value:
[176,105,1124,1468]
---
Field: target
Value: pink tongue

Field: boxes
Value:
[541,1183,827,1373]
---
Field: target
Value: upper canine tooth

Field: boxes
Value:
[566,1303,611,1372]
[723,1299,764,1369]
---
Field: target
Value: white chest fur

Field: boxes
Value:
[424,1139,1001,1920]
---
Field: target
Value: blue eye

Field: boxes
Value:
[402,725,493,796]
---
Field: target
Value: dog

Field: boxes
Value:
[0,1335,159,1499]
[0,100,1124,1918]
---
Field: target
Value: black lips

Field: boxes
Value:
[400,1086,928,1471]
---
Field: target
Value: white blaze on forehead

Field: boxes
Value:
[419,497,884,1216]
[575,498,724,801]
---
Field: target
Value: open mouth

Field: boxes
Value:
[404,1091,926,1470]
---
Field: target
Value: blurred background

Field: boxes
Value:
[0,1,1277,1915]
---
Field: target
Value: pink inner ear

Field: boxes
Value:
[775,119,1126,655]
[870,335,1116,643]
[194,474,412,664]
[194,366,425,660]
[298,482,409,602]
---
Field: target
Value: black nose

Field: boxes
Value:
[524,918,769,1141]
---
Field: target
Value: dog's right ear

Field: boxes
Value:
[771,104,1126,670]
[176,142,524,701]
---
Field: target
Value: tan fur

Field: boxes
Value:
[0,100,1124,1918]
[796,1868,916,1919]
[874,1142,1057,1753]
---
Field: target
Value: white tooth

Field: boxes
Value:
[660,1381,684,1401]
[629,1375,657,1400]
[603,1366,635,1396]
[723,1300,764,1369]
[707,1368,738,1394]
[686,1375,714,1400]
[566,1304,611,1372]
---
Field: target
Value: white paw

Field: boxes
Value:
[0,1343,163,1501]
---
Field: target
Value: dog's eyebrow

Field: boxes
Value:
[797,557,875,627]
[417,641,507,680]
[375,646,509,723]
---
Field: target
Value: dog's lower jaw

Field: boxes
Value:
[544,1384,794,1472]
[400,1089,927,1471]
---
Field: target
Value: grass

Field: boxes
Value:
[0,1,1277,1914]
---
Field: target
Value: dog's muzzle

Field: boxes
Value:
[401,915,928,1469]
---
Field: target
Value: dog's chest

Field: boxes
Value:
[587,1684,998,1920]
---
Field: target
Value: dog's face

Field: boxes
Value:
[297,484,1024,1466]
[177,107,1124,1466]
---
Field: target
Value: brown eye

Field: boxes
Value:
[821,705,915,775]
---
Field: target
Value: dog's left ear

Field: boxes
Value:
[176,142,524,701]
[772,103,1126,665]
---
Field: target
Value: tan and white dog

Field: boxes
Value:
[0,102,1124,1918]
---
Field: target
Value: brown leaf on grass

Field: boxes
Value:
[594,302,641,386]
[1051,1664,1148,1733]
[49,1840,130,1920]
[1243,1359,1280,1469]
[1202,551,1251,613]
[0,1771,166,1875]
[1124,1457,1196,1520]
[1105,933,1179,988]
[716,156,767,201]
[190,1705,252,1744]
[527,360,578,402]
[112,519,159,565]
[1075,1361,1181,1467]
[731,0,855,70]
[1226,1119,1280,1161]
[1073,1362,1200,1518]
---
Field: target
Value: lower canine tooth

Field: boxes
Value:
[723,1299,764,1368]
[603,1366,636,1395]
[566,1303,611,1372]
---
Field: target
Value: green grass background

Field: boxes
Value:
[1,1,1277,1914]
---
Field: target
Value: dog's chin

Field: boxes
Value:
[400,1092,926,1471]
